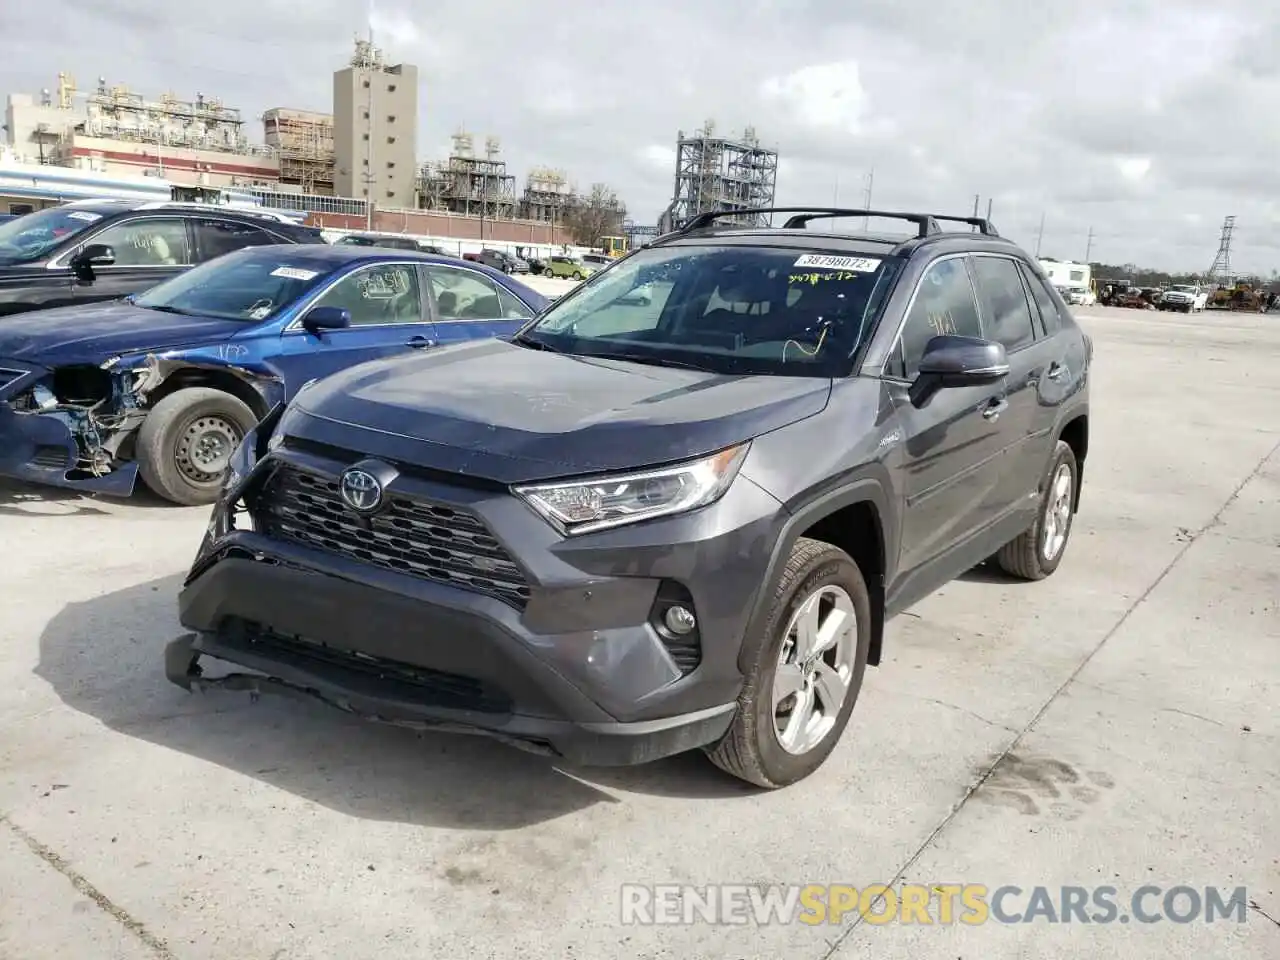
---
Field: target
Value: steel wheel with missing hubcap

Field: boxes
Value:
[176,415,241,486]
[772,584,859,755]
[1041,462,1073,561]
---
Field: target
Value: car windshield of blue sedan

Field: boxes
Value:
[133,248,336,320]
[0,206,107,264]
[516,244,903,376]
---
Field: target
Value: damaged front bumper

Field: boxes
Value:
[0,401,140,495]
[0,359,143,495]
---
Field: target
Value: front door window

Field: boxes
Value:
[88,218,191,266]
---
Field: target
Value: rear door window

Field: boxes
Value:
[970,255,1036,351]
[1018,263,1062,334]
[194,219,278,261]
[426,265,507,320]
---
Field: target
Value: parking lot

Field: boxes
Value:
[1,304,1277,959]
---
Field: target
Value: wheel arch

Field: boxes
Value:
[1056,412,1088,511]
[741,477,894,671]
[145,364,278,421]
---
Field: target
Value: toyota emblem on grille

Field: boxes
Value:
[339,467,383,513]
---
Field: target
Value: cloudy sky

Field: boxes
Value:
[3,0,1279,273]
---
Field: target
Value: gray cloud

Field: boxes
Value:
[2,0,1278,272]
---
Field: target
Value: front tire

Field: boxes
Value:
[995,440,1078,580]
[706,537,871,789]
[137,388,256,506]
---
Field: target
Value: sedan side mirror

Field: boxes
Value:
[909,335,1008,407]
[70,243,116,273]
[301,305,351,333]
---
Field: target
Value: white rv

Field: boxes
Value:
[1039,259,1095,305]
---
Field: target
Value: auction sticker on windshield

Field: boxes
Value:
[271,266,319,281]
[66,211,103,222]
[793,254,881,272]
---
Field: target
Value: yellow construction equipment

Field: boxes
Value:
[600,236,628,258]
[1208,282,1264,311]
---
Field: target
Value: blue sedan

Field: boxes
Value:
[0,244,547,504]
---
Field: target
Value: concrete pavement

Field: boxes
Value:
[0,305,1276,959]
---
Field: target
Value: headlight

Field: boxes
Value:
[513,443,750,535]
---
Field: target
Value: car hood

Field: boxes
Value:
[0,302,251,366]
[283,338,832,484]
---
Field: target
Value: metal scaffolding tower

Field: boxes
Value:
[662,120,778,229]
[518,166,571,223]
[1207,216,1236,284]
[416,130,517,218]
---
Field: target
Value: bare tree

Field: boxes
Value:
[563,183,627,247]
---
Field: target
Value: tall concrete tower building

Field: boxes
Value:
[333,37,418,206]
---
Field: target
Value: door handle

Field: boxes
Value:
[982,397,1008,421]
[405,336,436,349]
[1046,361,1068,381]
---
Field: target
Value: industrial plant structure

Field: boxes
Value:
[0,38,617,245]
[418,131,518,220]
[660,121,779,230]
[518,166,572,223]
[2,72,277,186]
[262,107,334,194]
[332,38,418,206]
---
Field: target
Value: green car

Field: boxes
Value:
[544,255,595,280]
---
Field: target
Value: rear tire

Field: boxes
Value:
[137,388,256,506]
[995,440,1078,580]
[706,537,871,789]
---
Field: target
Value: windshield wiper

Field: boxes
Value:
[140,303,193,317]
[584,350,718,372]
[512,332,564,352]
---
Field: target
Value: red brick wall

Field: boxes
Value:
[306,209,573,246]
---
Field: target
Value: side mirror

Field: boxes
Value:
[301,305,351,333]
[909,335,1008,407]
[70,243,116,272]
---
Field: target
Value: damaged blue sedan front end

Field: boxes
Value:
[0,243,545,501]
[0,359,145,495]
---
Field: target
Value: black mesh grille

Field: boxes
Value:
[254,464,532,609]
[224,619,511,714]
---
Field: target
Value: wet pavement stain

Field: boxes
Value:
[973,754,1115,818]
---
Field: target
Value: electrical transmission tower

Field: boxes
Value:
[1206,216,1235,284]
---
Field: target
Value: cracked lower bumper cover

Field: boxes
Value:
[166,631,736,766]
[168,555,738,766]
[0,403,138,495]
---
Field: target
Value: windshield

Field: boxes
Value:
[519,244,903,376]
[1170,285,1195,293]
[0,206,109,264]
[134,247,335,321]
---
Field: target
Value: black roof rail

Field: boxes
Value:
[677,206,1000,239]
[925,214,1000,236]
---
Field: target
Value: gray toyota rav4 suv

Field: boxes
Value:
[169,207,1092,788]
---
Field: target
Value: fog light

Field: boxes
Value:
[664,605,697,635]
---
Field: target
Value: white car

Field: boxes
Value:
[1159,284,1208,312]
[1062,286,1096,307]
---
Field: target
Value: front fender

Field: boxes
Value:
[736,472,895,673]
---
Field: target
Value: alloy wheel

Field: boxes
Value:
[771,585,859,755]
[1041,462,1073,560]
